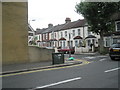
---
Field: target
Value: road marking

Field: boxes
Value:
[34,77,82,89]
[99,58,107,61]
[84,57,95,59]
[105,67,120,73]
[97,56,108,58]
[1,60,91,77]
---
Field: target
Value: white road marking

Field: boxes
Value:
[84,57,95,59]
[99,58,107,61]
[35,77,82,89]
[105,67,120,73]
[97,56,108,58]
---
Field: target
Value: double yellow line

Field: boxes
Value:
[0,59,91,77]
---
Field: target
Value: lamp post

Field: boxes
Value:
[69,33,71,58]
[28,19,36,45]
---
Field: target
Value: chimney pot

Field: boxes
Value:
[48,23,53,28]
[65,17,71,23]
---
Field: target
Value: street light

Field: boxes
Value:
[68,32,75,61]
[69,33,72,58]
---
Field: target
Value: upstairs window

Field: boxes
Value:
[65,31,67,37]
[61,32,63,37]
[88,31,92,35]
[72,30,75,36]
[46,33,48,39]
[105,38,110,47]
[116,21,120,31]
[54,33,56,38]
[28,33,33,36]
[78,29,80,36]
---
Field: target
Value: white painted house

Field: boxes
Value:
[35,18,100,53]
[103,13,120,48]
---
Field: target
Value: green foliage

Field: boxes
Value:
[75,2,120,34]
[75,2,120,54]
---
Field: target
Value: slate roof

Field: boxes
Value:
[61,19,86,30]
[35,28,47,34]
[35,19,87,34]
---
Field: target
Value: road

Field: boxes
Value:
[2,54,120,89]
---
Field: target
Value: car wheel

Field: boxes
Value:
[110,57,115,60]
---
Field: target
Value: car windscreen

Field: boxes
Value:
[111,44,120,48]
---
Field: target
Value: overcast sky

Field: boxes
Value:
[28,0,84,30]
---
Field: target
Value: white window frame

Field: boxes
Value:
[105,37,111,47]
[115,21,120,31]
[72,30,75,37]
[65,31,67,37]
[78,29,81,36]
[61,32,63,37]
[46,33,48,39]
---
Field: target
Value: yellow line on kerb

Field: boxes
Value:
[0,59,91,77]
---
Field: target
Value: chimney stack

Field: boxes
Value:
[48,23,53,28]
[65,17,71,23]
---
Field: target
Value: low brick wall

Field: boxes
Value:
[28,46,54,63]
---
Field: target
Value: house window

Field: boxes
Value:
[116,21,120,31]
[65,31,67,37]
[44,34,46,40]
[71,41,73,47]
[105,38,110,47]
[69,33,71,39]
[60,41,62,47]
[29,33,33,36]
[88,31,91,35]
[79,40,83,47]
[78,29,80,36]
[63,41,66,48]
[46,33,48,39]
[75,40,78,46]
[113,38,120,44]
[39,35,40,40]
[88,40,91,46]
[51,32,54,39]
[54,33,56,38]
[61,32,63,37]
[73,30,75,36]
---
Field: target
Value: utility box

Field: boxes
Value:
[52,52,64,65]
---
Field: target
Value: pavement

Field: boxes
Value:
[1,52,100,75]
[1,57,82,75]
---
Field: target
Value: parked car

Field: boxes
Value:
[109,43,120,60]
[58,47,75,54]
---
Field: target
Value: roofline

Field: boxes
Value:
[28,24,35,32]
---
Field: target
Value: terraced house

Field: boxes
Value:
[35,18,100,53]
[104,12,120,48]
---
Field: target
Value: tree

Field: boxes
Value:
[75,2,120,54]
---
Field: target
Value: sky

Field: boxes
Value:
[28,0,84,30]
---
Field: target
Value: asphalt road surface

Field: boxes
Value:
[2,54,120,89]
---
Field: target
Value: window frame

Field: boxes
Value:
[78,29,81,36]
[72,30,75,37]
[116,21,120,31]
